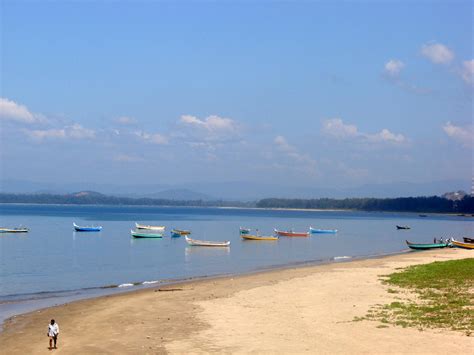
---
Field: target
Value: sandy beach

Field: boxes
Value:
[1,248,473,354]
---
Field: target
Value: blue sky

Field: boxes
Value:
[1,1,472,191]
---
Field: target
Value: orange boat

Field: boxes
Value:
[274,229,309,237]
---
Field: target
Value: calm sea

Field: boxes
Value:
[0,204,472,323]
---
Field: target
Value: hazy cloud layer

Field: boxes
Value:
[384,59,404,77]
[461,60,474,85]
[0,98,42,123]
[24,124,96,141]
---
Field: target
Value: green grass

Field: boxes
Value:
[366,258,474,335]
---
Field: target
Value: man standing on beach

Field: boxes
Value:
[47,319,59,349]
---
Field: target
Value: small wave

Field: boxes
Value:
[118,283,134,288]
[142,280,159,285]
[333,256,351,260]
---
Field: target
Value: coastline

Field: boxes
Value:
[1,248,472,354]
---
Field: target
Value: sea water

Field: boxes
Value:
[1,204,472,323]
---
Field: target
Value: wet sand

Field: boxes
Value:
[1,248,473,354]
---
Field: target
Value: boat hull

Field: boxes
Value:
[241,234,278,241]
[135,223,165,231]
[463,237,474,243]
[451,240,474,249]
[0,228,29,233]
[310,227,337,234]
[131,230,163,238]
[73,223,102,232]
[406,240,448,250]
[274,229,309,237]
[396,225,410,230]
[185,236,230,247]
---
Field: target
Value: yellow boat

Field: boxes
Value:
[451,240,474,249]
[241,234,278,241]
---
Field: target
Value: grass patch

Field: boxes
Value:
[368,258,474,335]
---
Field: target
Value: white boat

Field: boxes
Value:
[185,236,230,247]
[135,222,165,231]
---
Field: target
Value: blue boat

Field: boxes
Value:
[309,227,338,234]
[73,222,102,232]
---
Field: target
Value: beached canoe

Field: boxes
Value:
[405,240,449,250]
[0,227,29,233]
[73,223,102,232]
[309,227,338,234]
[185,236,230,247]
[396,225,411,230]
[135,223,165,231]
[241,234,278,241]
[274,229,309,237]
[451,240,474,249]
[239,227,251,234]
[463,237,474,243]
[131,230,163,238]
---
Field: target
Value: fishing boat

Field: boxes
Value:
[309,227,338,234]
[451,240,474,249]
[170,229,191,237]
[419,214,428,218]
[274,229,309,237]
[463,237,474,243]
[131,230,163,238]
[396,225,411,230]
[405,240,449,250]
[0,227,29,233]
[73,223,102,232]
[185,236,230,247]
[239,227,251,235]
[241,234,278,241]
[135,223,165,231]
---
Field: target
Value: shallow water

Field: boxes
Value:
[0,204,472,321]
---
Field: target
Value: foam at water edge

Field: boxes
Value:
[118,283,134,288]
[142,280,159,285]
[333,256,351,260]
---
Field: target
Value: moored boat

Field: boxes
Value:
[73,222,102,232]
[405,240,449,250]
[131,230,163,238]
[0,227,29,233]
[451,240,474,249]
[239,227,251,235]
[463,237,474,243]
[396,225,411,230]
[171,229,191,237]
[135,223,165,231]
[274,229,309,237]
[309,227,337,234]
[185,236,230,247]
[241,234,278,241]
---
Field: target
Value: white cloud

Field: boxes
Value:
[443,122,473,147]
[421,42,454,64]
[461,60,474,85]
[0,98,40,123]
[25,124,96,141]
[134,131,168,145]
[115,116,137,125]
[322,118,406,144]
[384,59,404,77]
[322,118,359,138]
[180,114,238,133]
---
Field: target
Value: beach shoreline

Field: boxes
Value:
[1,248,472,354]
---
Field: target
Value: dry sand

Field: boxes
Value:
[1,248,473,354]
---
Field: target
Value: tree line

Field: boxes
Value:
[0,193,473,213]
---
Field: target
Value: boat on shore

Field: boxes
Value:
[0,227,29,233]
[451,240,474,249]
[131,230,163,238]
[405,240,449,250]
[274,229,309,237]
[396,225,411,230]
[241,234,278,241]
[463,237,474,243]
[185,236,230,247]
[309,227,337,234]
[73,223,102,232]
[135,223,165,231]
